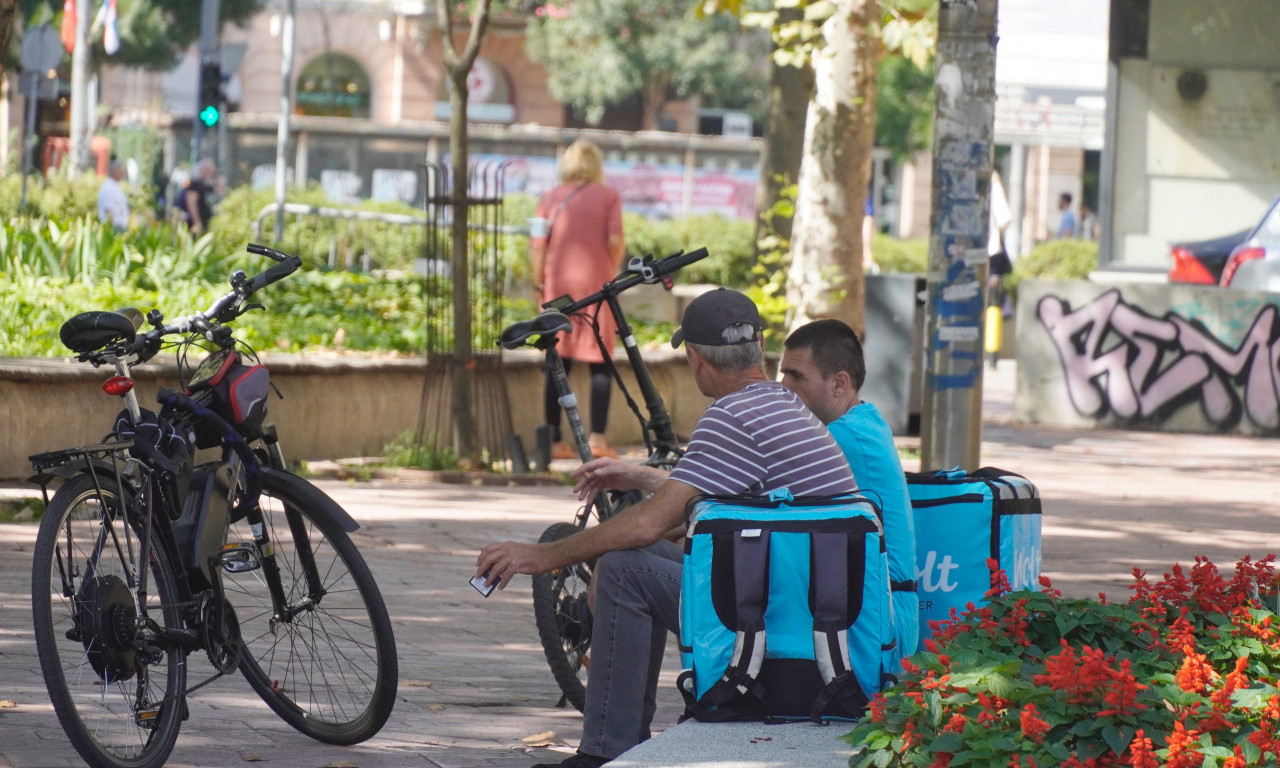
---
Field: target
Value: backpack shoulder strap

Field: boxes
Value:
[684,527,771,720]
[808,531,872,722]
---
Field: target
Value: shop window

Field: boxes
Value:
[297,53,371,118]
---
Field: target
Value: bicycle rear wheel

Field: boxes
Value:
[223,469,397,745]
[532,521,595,712]
[31,472,187,768]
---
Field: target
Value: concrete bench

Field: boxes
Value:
[612,720,855,767]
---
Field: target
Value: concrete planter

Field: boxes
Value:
[0,349,709,481]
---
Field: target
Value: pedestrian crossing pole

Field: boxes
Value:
[919,0,999,472]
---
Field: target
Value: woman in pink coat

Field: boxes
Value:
[531,140,626,459]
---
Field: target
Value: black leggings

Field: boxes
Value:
[544,360,612,442]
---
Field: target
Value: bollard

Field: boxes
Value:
[532,424,552,473]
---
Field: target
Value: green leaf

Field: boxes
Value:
[1101,724,1134,758]
[1243,737,1262,764]
[929,732,964,753]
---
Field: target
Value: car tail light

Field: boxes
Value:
[1220,246,1265,287]
[1168,246,1216,284]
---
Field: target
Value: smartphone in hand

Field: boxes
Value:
[470,573,498,597]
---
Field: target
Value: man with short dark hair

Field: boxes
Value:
[476,289,856,768]
[779,319,919,667]
[1056,192,1077,239]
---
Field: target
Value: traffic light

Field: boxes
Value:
[198,61,224,128]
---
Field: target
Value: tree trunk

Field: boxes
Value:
[641,77,669,131]
[756,7,813,249]
[436,2,492,460]
[784,0,880,339]
[0,0,17,81]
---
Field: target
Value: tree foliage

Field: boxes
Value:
[875,53,933,160]
[10,0,262,71]
[525,0,764,128]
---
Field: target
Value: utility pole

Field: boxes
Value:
[273,0,296,241]
[191,0,220,163]
[919,0,998,472]
[67,0,90,173]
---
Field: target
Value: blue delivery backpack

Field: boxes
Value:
[678,491,893,723]
[906,467,1041,639]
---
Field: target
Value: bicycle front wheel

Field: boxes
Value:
[223,469,397,745]
[31,472,187,768]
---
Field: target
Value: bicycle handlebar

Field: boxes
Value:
[121,243,302,360]
[547,248,709,315]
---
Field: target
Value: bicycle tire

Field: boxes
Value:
[223,469,397,745]
[531,521,595,712]
[32,472,187,768]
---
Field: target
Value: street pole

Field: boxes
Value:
[273,0,296,241]
[192,0,220,163]
[919,0,998,472]
[67,0,90,174]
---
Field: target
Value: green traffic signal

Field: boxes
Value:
[199,104,221,127]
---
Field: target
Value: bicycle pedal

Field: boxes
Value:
[216,542,261,573]
[135,706,161,728]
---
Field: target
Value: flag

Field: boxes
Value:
[103,0,120,55]
[60,0,76,53]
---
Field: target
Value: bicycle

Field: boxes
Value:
[28,244,398,768]
[498,247,709,712]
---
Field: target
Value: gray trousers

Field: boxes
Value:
[578,541,683,759]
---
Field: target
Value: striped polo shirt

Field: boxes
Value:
[669,380,857,497]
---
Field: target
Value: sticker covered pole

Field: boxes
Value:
[920,0,999,472]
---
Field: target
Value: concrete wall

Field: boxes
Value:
[1107,0,1280,269]
[0,351,709,481]
[1015,278,1280,434]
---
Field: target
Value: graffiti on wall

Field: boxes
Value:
[1037,289,1280,432]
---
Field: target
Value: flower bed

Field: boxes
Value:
[848,556,1280,768]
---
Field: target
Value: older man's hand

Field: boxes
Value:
[474,540,552,591]
[569,457,667,501]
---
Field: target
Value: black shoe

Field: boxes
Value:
[531,751,611,768]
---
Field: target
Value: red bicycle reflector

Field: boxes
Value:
[102,376,134,396]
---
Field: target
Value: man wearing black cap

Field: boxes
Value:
[475,288,856,768]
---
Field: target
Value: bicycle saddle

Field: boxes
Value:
[60,308,144,354]
[499,310,573,350]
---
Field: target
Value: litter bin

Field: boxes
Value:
[861,273,925,436]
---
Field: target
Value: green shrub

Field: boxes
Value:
[1009,238,1098,296]
[872,233,929,274]
[625,212,756,286]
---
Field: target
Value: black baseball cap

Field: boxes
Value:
[671,288,763,348]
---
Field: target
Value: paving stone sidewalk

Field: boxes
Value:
[2,361,1278,768]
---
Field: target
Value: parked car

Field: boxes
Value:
[1219,196,1280,290]
[1168,228,1251,285]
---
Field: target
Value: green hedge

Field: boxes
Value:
[1009,238,1098,297]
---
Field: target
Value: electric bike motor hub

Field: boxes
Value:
[76,574,139,682]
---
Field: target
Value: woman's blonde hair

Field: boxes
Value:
[559,140,604,183]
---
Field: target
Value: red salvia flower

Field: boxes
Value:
[1165,720,1204,768]
[1020,702,1050,743]
[1175,646,1216,694]
[1125,729,1159,768]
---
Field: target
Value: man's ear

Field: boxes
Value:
[831,370,853,396]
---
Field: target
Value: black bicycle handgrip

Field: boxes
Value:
[246,255,302,294]
[247,243,291,262]
[652,247,709,277]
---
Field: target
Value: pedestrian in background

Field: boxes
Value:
[179,159,218,236]
[1056,192,1077,239]
[97,158,130,231]
[530,139,626,460]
